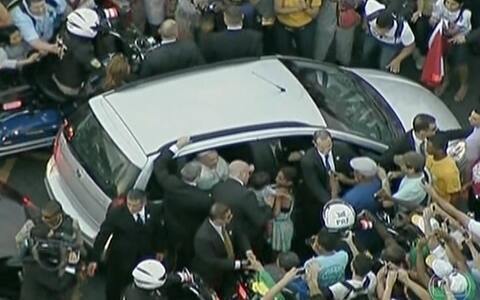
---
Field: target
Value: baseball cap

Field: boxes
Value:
[449,272,468,294]
[350,157,378,177]
[394,151,425,171]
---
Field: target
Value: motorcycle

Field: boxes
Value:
[0,15,158,158]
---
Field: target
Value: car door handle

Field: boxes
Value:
[76,169,82,178]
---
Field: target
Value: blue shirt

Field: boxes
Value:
[306,250,349,289]
[343,178,382,214]
[11,0,66,43]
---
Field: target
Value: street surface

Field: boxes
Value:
[0,55,479,299]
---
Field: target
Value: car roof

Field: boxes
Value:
[101,58,326,155]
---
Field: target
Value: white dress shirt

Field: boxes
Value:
[133,206,146,223]
[412,131,427,155]
[318,150,336,172]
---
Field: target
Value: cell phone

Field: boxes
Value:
[297,267,306,275]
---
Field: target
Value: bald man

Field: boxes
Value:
[139,19,205,78]
[212,160,273,247]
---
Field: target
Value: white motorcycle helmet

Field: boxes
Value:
[322,199,356,232]
[66,8,100,39]
[132,259,167,290]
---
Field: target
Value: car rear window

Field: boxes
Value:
[66,105,141,198]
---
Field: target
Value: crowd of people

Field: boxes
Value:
[1,0,480,100]
[18,109,480,300]
[86,108,480,300]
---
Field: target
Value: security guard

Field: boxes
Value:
[19,200,84,300]
[52,8,102,97]
[87,189,167,300]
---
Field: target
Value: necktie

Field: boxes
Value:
[419,141,426,155]
[136,213,143,226]
[221,227,235,259]
[324,153,332,172]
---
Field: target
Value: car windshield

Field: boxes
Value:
[283,60,396,144]
[67,105,141,198]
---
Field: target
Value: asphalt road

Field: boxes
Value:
[0,54,479,299]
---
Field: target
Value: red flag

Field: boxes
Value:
[421,20,445,88]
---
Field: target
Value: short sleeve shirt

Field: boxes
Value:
[306,251,349,289]
[276,0,322,28]
[325,272,377,300]
[365,0,415,46]
[10,0,66,43]
[393,176,426,206]
[0,48,16,69]
[432,0,472,35]
[426,155,461,201]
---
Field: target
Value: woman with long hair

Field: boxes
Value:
[103,54,131,91]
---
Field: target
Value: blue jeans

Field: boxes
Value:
[362,34,402,70]
[274,21,316,58]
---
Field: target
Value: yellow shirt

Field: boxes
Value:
[276,0,322,28]
[426,155,461,202]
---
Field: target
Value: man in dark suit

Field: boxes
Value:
[153,136,212,269]
[298,129,355,247]
[192,202,254,298]
[379,113,472,171]
[200,5,263,63]
[87,190,166,300]
[212,160,273,249]
[139,19,205,78]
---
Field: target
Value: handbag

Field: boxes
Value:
[337,0,361,29]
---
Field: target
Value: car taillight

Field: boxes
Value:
[63,119,75,141]
[2,100,22,111]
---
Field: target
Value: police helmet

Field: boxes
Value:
[66,8,100,38]
[322,199,356,232]
[132,259,167,290]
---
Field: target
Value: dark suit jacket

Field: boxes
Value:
[300,147,350,205]
[212,178,272,241]
[192,219,250,291]
[153,149,212,245]
[200,29,263,63]
[379,128,472,170]
[139,40,205,78]
[92,204,165,275]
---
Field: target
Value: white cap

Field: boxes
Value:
[449,272,468,294]
[350,157,378,177]
[425,255,454,279]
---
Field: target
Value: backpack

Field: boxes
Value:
[339,278,371,300]
[365,7,405,43]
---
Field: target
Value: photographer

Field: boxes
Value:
[19,200,84,300]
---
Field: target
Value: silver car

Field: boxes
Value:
[44,56,460,245]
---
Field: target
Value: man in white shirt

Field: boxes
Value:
[461,107,480,181]
[362,0,415,73]
[323,253,377,300]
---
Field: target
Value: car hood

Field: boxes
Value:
[349,68,461,131]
